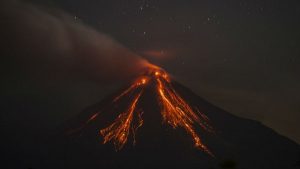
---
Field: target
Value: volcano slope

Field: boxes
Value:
[49,75,299,169]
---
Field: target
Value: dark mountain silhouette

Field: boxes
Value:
[43,80,299,169]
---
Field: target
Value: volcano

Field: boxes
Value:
[49,68,300,169]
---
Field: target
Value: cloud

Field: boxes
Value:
[0,0,150,84]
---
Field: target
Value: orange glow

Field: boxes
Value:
[113,76,149,103]
[141,49,173,60]
[100,90,144,150]
[141,78,146,84]
[156,77,214,156]
[74,64,214,156]
[86,113,99,124]
[138,77,149,85]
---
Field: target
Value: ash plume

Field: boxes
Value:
[0,0,150,84]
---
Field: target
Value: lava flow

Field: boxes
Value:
[100,89,144,150]
[76,65,214,156]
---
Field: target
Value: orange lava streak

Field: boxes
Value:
[73,65,214,156]
[86,113,99,124]
[100,90,144,150]
[113,77,149,103]
[132,111,144,145]
[113,84,136,103]
[156,76,214,156]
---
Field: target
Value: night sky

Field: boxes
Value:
[1,0,300,148]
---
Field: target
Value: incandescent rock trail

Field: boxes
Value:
[53,65,300,169]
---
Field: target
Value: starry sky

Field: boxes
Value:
[1,0,300,145]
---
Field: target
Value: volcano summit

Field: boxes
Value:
[50,67,300,169]
[68,67,215,156]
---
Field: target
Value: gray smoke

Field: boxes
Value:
[0,0,150,84]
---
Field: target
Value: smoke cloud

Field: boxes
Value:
[0,0,150,84]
